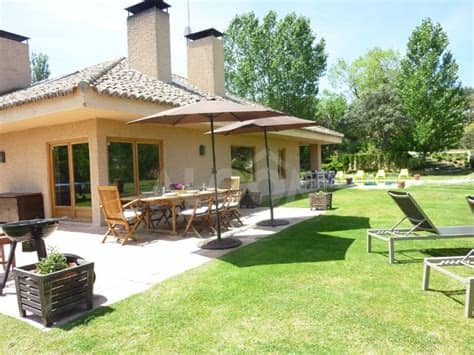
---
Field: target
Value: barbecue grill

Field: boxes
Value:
[0,218,60,294]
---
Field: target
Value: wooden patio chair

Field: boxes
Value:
[221,189,243,227]
[98,186,144,245]
[179,195,215,238]
[222,176,240,190]
[147,203,171,229]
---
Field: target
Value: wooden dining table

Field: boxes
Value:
[121,189,230,235]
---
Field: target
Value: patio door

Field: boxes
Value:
[50,142,92,220]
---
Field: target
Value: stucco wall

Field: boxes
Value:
[0,119,98,220]
[0,118,301,225]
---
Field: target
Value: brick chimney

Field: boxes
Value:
[185,28,225,96]
[126,0,172,82]
[0,30,31,95]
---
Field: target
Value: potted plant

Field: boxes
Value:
[309,189,333,210]
[397,180,406,188]
[14,249,94,327]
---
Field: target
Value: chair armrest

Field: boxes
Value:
[123,199,140,208]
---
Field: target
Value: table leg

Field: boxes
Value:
[171,202,177,234]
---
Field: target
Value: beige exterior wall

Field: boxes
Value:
[0,117,301,225]
[0,119,97,219]
[127,7,171,82]
[187,36,225,96]
[0,37,31,95]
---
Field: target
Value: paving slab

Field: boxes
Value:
[0,207,320,329]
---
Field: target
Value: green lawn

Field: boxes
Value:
[1,184,473,353]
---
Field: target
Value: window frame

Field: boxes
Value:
[230,145,256,183]
[107,137,164,196]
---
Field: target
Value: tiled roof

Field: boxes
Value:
[0,57,343,138]
[0,58,212,111]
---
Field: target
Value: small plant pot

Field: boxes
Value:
[309,192,333,210]
[14,255,94,326]
[397,181,406,189]
[345,177,353,185]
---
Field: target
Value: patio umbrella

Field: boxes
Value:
[128,99,284,249]
[211,116,317,227]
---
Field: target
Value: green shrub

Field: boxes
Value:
[37,249,68,274]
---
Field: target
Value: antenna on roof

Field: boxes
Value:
[184,0,191,37]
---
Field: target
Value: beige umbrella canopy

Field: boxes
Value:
[129,100,282,125]
[212,116,316,227]
[211,116,316,135]
[129,99,285,249]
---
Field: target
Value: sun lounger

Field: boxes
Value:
[422,253,474,318]
[467,195,474,213]
[367,190,474,264]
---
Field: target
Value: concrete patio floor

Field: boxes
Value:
[0,206,320,329]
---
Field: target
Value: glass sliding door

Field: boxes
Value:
[52,145,71,207]
[108,139,162,196]
[50,142,92,220]
[138,143,161,193]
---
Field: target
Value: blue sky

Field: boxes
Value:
[1,0,472,91]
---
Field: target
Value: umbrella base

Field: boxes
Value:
[257,219,290,227]
[200,237,242,250]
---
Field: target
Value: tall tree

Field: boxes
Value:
[342,84,412,154]
[398,18,467,156]
[31,52,50,83]
[329,48,400,100]
[225,11,327,119]
[315,90,347,131]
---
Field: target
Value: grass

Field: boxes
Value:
[1,184,473,353]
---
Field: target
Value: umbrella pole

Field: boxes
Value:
[210,116,222,240]
[257,128,290,227]
[264,128,274,221]
[201,115,242,250]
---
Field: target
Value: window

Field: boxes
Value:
[108,140,162,195]
[231,146,255,183]
[278,148,286,179]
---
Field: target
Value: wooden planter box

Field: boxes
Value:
[309,192,333,210]
[14,256,94,326]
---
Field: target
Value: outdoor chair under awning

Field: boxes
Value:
[367,190,474,264]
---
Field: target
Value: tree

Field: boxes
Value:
[31,52,50,83]
[398,18,467,156]
[224,11,327,119]
[315,90,347,130]
[329,48,400,100]
[464,87,474,123]
[342,84,412,154]
[460,123,474,149]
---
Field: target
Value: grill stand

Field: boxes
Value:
[0,239,47,295]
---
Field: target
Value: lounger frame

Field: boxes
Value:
[422,254,474,318]
[367,216,474,264]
